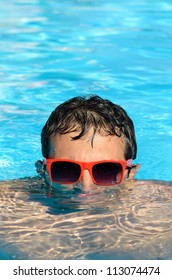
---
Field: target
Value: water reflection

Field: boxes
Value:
[0,177,172,259]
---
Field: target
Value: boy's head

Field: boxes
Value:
[40,95,138,191]
[41,95,137,160]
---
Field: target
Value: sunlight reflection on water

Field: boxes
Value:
[0,178,172,260]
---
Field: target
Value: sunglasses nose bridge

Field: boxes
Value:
[80,162,94,182]
[81,162,93,173]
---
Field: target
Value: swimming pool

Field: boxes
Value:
[0,0,172,260]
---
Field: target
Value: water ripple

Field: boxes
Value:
[0,178,172,259]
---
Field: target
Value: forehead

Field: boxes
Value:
[49,130,126,161]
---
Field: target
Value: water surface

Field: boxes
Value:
[0,0,172,260]
[0,178,172,260]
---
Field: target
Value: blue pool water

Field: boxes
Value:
[0,0,172,182]
[0,0,172,260]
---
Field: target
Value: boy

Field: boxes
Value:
[36,95,140,192]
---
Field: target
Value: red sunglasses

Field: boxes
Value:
[45,158,132,186]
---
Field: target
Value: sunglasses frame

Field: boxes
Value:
[45,158,132,186]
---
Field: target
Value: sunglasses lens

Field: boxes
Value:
[51,161,81,183]
[92,162,123,185]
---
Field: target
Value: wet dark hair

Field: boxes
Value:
[41,95,137,160]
